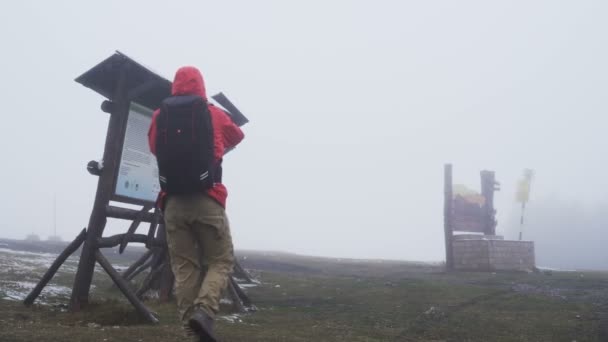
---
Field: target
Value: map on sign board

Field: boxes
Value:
[115,102,160,203]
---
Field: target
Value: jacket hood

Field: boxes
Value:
[171,66,207,99]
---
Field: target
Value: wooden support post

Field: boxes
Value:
[120,249,154,280]
[158,261,174,302]
[24,228,87,306]
[444,164,454,271]
[120,204,153,253]
[136,262,166,299]
[71,64,131,311]
[229,276,253,308]
[227,277,246,313]
[156,223,167,244]
[233,261,254,284]
[126,251,159,282]
[95,250,159,324]
[480,170,498,236]
[146,210,160,249]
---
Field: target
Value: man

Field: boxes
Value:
[148,66,244,341]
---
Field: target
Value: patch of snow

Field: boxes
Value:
[0,248,57,258]
[0,248,79,275]
[10,281,37,290]
[114,265,129,272]
[142,290,159,300]
[536,266,577,272]
[219,314,243,324]
[0,281,72,302]
[511,283,568,299]
[0,245,82,305]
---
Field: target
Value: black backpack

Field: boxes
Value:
[155,95,216,194]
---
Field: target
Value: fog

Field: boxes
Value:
[0,1,606,269]
[504,197,608,270]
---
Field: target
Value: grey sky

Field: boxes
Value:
[0,1,606,267]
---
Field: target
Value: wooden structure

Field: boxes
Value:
[443,164,500,270]
[24,51,254,323]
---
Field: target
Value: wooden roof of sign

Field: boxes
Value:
[75,51,249,127]
[75,51,172,110]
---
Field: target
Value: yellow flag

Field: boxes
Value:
[516,169,534,203]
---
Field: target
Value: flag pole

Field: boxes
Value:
[519,201,525,240]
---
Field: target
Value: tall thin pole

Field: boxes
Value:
[444,164,454,271]
[53,194,57,237]
[480,170,497,236]
[519,202,526,241]
[517,169,534,241]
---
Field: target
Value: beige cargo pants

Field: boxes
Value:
[164,193,235,321]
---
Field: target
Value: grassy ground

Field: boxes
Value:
[0,244,607,341]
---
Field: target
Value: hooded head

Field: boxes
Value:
[171,66,207,99]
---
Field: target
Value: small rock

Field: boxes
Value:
[423,306,445,320]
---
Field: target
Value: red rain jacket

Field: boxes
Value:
[147,66,244,208]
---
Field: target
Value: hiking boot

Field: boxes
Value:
[187,307,216,342]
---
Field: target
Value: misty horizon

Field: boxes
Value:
[0,1,606,271]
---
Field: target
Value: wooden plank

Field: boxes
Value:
[229,276,253,308]
[120,249,154,280]
[233,261,254,284]
[24,228,87,306]
[106,205,156,223]
[211,92,249,127]
[125,256,156,282]
[127,79,165,100]
[97,234,159,249]
[119,204,153,253]
[95,250,159,324]
[158,261,174,302]
[146,210,160,249]
[136,262,166,299]
[227,277,246,313]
